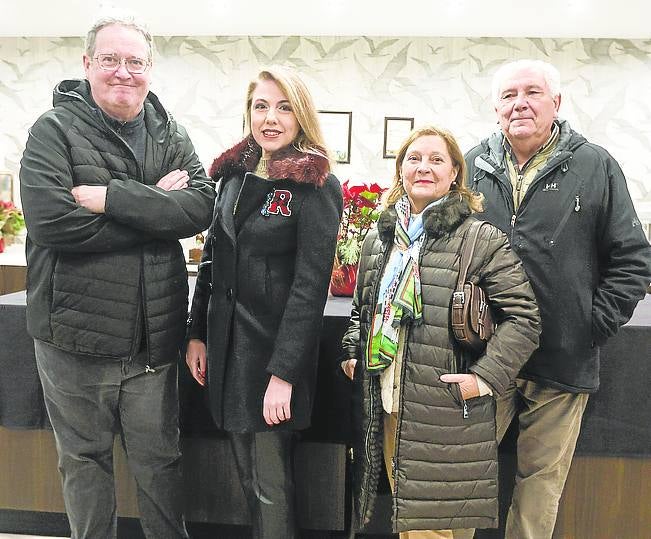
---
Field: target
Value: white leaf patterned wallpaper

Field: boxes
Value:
[1,35,649,222]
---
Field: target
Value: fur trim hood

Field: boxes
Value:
[209,135,329,187]
[377,193,472,243]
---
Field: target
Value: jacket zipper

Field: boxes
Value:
[449,331,469,419]
[507,156,572,243]
[360,245,390,523]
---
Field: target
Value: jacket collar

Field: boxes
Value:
[54,79,171,128]
[377,194,472,243]
[475,119,586,175]
[209,135,329,187]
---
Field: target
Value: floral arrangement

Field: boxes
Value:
[0,200,25,239]
[335,179,386,266]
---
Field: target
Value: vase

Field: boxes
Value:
[0,236,4,253]
[329,263,358,297]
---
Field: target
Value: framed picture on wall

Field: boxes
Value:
[318,111,352,164]
[383,117,414,158]
[0,171,13,202]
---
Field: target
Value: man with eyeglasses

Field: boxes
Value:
[19,14,215,539]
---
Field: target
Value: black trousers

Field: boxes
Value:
[229,430,297,539]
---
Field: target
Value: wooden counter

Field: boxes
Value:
[0,289,650,538]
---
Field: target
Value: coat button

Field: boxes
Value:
[226,288,233,300]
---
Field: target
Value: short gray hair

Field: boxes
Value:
[85,14,153,60]
[491,59,561,105]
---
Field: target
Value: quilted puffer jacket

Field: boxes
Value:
[342,194,540,533]
[19,79,215,365]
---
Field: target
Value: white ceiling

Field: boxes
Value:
[3,0,651,38]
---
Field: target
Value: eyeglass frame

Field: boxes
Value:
[92,53,152,74]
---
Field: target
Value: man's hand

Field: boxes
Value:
[440,373,480,400]
[72,185,107,213]
[185,339,207,386]
[157,169,190,191]
[263,375,293,426]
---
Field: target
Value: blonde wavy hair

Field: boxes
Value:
[244,66,330,167]
[382,125,483,213]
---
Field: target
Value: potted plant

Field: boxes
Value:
[0,201,25,253]
[330,179,386,296]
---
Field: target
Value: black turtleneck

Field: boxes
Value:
[102,108,146,164]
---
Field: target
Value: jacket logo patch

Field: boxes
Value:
[542,182,559,192]
[261,189,292,217]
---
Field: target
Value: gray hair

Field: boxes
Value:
[85,14,153,60]
[491,59,561,105]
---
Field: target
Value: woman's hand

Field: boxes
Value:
[341,358,357,380]
[440,373,480,400]
[185,339,207,386]
[263,375,293,426]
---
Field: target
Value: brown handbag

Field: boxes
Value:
[451,220,497,353]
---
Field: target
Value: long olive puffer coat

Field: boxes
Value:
[342,194,540,533]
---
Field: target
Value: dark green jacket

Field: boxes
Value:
[466,120,651,392]
[20,79,215,365]
[342,195,540,533]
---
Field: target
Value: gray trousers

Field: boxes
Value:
[35,339,188,539]
[229,430,297,539]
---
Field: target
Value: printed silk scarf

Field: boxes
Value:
[365,196,425,372]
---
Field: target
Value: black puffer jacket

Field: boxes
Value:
[465,120,651,392]
[342,195,540,533]
[187,137,343,432]
[19,79,215,365]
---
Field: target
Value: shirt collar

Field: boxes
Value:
[502,120,560,172]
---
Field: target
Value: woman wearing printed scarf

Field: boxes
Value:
[185,66,342,539]
[341,125,540,538]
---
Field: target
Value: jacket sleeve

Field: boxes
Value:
[468,225,541,395]
[186,188,222,343]
[591,152,651,345]
[265,175,343,385]
[104,125,215,239]
[19,116,155,253]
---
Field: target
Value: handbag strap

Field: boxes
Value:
[455,220,487,293]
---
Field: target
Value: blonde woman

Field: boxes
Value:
[186,66,342,538]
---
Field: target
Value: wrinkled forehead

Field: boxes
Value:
[499,67,550,93]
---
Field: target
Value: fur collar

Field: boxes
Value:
[377,193,473,243]
[208,135,329,187]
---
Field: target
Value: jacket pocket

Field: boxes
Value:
[548,193,582,248]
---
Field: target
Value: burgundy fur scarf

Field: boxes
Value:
[208,135,330,188]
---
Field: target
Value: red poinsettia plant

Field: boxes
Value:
[0,200,25,238]
[330,180,386,296]
[0,200,25,252]
[336,179,386,266]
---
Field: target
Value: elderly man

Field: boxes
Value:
[465,59,651,539]
[19,15,214,539]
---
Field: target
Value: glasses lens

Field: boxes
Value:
[98,54,119,70]
[126,58,147,74]
[96,55,148,73]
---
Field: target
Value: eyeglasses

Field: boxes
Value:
[93,54,150,74]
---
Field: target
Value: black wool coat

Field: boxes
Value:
[188,137,343,432]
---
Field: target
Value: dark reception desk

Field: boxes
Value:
[0,285,650,538]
